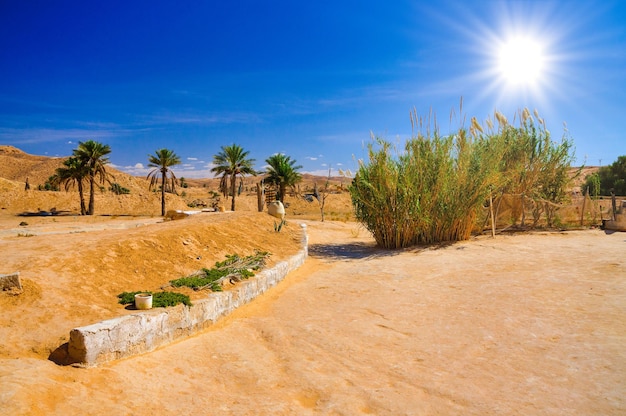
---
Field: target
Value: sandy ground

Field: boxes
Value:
[0,212,624,415]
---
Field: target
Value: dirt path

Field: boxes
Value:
[1,221,625,415]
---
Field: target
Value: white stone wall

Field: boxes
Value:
[68,224,308,367]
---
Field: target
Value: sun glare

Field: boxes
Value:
[498,36,545,86]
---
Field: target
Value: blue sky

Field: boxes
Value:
[1,0,624,178]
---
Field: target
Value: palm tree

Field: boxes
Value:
[55,156,88,215]
[147,148,181,216]
[211,144,256,211]
[73,140,112,215]
[264,153,302,203]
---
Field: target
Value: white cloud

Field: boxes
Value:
[138,111,262,126]
[304,168,335,176]
[134,163,144,169]
[187,157,198,161]
[0,126,152,144]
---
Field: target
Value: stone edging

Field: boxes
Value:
[66,224,308,367]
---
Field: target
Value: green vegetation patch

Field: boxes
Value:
[170,251,270,292]
[117,291,192,307]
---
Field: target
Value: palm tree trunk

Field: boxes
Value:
[78,181,86,215]
[279,183,286,203]
[88,176,95,215]
[230,173,237,211]
[161,173,166,216]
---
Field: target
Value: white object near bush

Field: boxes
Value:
[267,201,285,219]
[134,293,153,310]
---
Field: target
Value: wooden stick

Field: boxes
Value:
[489,191,496,238]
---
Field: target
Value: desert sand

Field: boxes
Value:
[0,210,625,415]
[1,146,624,414]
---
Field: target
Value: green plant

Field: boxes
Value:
[582,155,626,196]
[211,144,257,211]
[73,140,113,215]
[274,219,286,232]
[55,156,88,214]
[170,251,270,291]
[109,183,130,195]
[117,291,192,307]
[17,232,34,237]
[147,148,182,216]
[493,110,576,227]
[350,121,501,248]
[19,221,28,226]
[39,175,60,191]
[264,153,303,203]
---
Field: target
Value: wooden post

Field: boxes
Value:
[580,186,588,226]
[520,193,525,228]
[611,190,617,221]
[256,183,265,212]
[489,191,496,238]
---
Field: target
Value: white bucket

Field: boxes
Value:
[134,293,153,310]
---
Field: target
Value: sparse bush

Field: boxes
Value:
[582,155,626,196]
[109,183,130,195]
[170,251,270,291]
[274,219,286,232]
[39,175,60,191]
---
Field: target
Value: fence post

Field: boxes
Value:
[580,186,588,226]
[489,191,496,238]
[256,183,265,212]
[611,190,617,221]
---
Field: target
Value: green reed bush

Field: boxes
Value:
[350,131,502,248]
[350,107,576,249]
[490,109,576,227]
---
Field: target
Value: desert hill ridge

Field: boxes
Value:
[0,145,349,189]
[0,145,353,219]
[0,145,192,215]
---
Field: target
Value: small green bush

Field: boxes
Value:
[170,269,229,291]
[170,251,269,291]
[110,183,131,195]
[117,291,192,307]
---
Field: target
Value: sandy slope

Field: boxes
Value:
[1,215,624,415]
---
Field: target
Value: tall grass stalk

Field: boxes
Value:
[350,114,502,248]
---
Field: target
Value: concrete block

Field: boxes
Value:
[0,272,22,291]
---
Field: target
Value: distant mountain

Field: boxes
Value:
[0,145,148,193]
[0,145,67,187]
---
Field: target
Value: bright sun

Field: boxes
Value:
[498,36,545,86]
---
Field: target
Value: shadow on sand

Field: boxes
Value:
[308,239,460,262]
[48,342,79,366]
[308,242,401,261]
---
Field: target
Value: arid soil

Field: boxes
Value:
[0,146,624,414]
[0,212,624,415]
